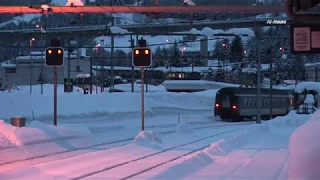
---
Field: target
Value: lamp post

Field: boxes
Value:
[29,37,35,94]
[222,43,228,82]
[36,24,44,94]
[96,43,100,94]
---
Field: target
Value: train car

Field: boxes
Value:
[214,87,295,121]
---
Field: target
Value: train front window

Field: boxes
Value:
[222,95,231,108]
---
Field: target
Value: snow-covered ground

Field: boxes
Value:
[0,82,319,179]
[0,110,318,179]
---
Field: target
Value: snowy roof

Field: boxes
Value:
[295,82,320,93]
[305,62,320,67]
[16,55,45,61]
[180,47,200,52]
[30,51,44,56]
[110,26,130,34]
[1,64,16,67]
[76,74,90,78]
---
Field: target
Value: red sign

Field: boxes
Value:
[293,27,311,51]
[290,24,320,54]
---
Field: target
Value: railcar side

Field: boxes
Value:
[214,87,294,121]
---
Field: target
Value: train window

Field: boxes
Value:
[222,96,230,108]
[246,97,250,107]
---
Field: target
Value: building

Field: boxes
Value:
[1,50,91,88]
[305,62,320,82]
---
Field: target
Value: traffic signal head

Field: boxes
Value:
[45,47,64,67]
[132,47,152,67]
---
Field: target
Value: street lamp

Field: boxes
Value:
[36,24,44,95]
[95,43,100,94]
[29,38,35,94]
[243,50,247,56]
[181,47,186,56]
[279,47,285,54]
[222,43,228,82]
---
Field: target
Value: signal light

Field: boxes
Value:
[232,105,237,109]
[132,47,152,67]
[215,104,220,108]
[45,47,64,67]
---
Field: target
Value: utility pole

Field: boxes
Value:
[268,49,273,120]
[255,17,262,124]
[130,35,135,92]
[110,16,115,91]
[68,50,71,81]
[53,67,57,126]
[90,51,93,94]
[101,35,105,93]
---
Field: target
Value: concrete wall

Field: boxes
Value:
[1,66,17,87]
[63,57,91,79]
[1,55,91,87]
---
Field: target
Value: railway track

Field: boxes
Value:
[0,121,253,173]
[72,127,250,179]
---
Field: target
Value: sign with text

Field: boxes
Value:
[290,24,320,54]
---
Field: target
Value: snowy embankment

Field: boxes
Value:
[287,109,320,179]
[0,85,216,148]
[0,84,215,121]
[0,120,90,147]
[134,111,315,179]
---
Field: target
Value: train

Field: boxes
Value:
[214,87,295,121]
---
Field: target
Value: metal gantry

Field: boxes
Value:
[0,5,285,14]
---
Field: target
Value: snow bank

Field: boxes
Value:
[133,130,163,149]
[287,109,320,179]
[175,123,193,134]
[0,120,91,146]
[267,111,311,128]
[151,125,265,178]
[0,131,14,149]
[0,85,216,121]
[148,91,215,111]
[163,80,239,91]
[295,82,320,93]
[304,94,315,104]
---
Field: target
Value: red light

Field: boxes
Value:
[232,105,237,109]
[145,49,149,55]
[135,50,139,55]
[215,104,220,108]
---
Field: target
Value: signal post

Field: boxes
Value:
[45,39,64,126]
[132,39,152,131]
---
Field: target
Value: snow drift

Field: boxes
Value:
[148,112,312,179]
[0,120,91,146]
[0,85,214,122]
[133,130,163,150]
[287,109,320,179]
[175,123,193,134]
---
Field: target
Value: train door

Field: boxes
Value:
[221,95,231,108]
